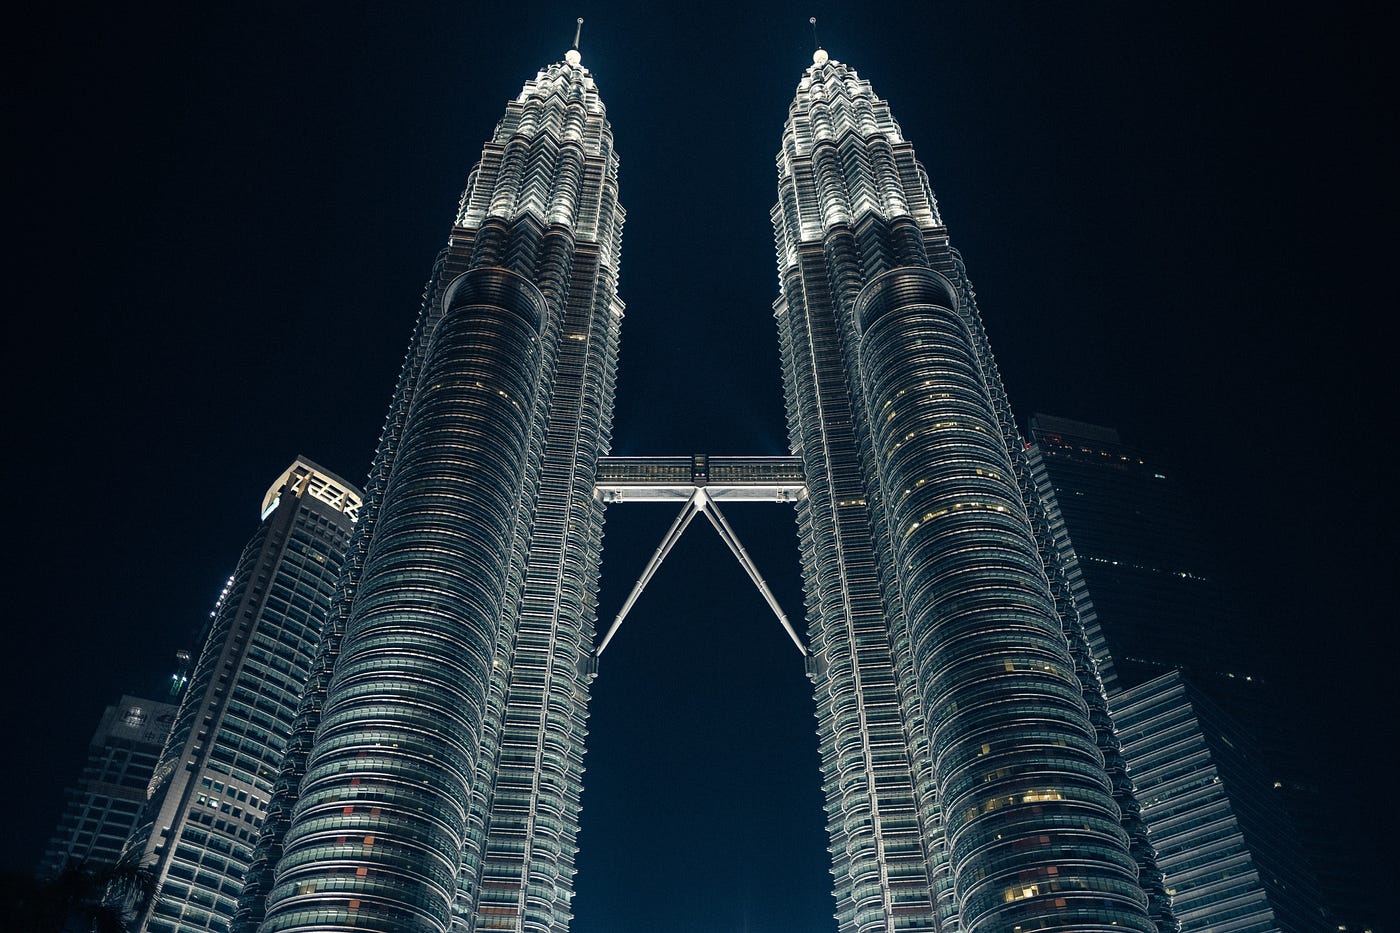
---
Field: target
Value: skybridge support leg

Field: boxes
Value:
[699,495,808,657]
[596,494,702,657]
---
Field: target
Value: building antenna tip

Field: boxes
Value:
[809,17,819,50]
[573,17,584,50]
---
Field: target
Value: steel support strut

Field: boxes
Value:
[596,488,807,658]
[697,492,807,656]
[596,493,703,656]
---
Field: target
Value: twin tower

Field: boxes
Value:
[225,46,1175,933]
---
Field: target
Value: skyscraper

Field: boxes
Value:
[770,50,1164,933]
[239,43,623,933]
[126,458,361,932]
[233,42,1170,933]
[1023,414,1258,696]
[38,696,177,879]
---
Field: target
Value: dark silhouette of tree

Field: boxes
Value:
[0,852,157,932]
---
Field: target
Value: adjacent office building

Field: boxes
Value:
[232,44,1172,933]
[1025,415,1334,932]
[38,696,177,879]
[1114,672,1326,933]
[124,458,361,932]
[1023,414,1259,696]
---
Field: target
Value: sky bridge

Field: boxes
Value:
[594,455,809,658]
[594,455,805,502]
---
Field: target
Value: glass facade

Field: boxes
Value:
[1113,673,1328,933]
[772,53,1163,933]
[125,458,361,933]
[38,696,177,879]
[1024,415,1256,694]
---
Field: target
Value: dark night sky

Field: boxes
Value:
[7,2,1394,930]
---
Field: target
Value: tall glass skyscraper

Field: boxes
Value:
[231,43,1175,933]
[1113,672,1328,933]
[1023,414,1258,695]
[237,45,623,933]
[126,458,361,933]
[771,51,1165,933]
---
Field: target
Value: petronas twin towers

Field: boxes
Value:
[228,42,1174,933]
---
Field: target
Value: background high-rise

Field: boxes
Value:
[125,459,361,933]
[38,697,177,881]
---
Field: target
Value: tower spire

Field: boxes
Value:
[566,17,584,65]
[809,16,828,64]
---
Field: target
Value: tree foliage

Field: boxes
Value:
[0,852,157,933]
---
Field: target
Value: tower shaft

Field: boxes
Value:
[241,58,622,933]
[774,56,1157,933]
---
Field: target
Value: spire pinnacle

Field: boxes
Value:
[565,17,584,65]
[565,17,588,64]
[809,17,828,64]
